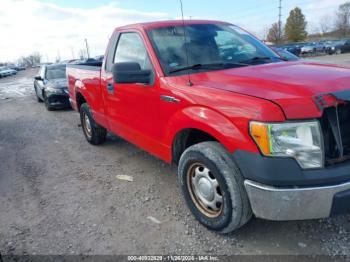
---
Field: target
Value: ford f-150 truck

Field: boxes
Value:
[67,20,350,233]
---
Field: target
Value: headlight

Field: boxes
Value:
[250,121,324,169]
[46,87,63,94]
[331,47,335,50]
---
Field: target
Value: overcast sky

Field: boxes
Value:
[0,0,347,62]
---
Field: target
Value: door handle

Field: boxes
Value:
[107,83,114,93]
[160,95,180,103]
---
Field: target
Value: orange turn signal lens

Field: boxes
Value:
[250,122,271,155]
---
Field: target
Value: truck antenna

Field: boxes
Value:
[179,0,193,86]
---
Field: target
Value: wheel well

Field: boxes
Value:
[76,92,86,112]
[172,129,218,164]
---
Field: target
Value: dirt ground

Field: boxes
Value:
[1,55,350,258]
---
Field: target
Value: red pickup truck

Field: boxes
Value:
[67,20,350,233]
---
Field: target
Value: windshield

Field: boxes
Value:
[148,23,281,75]
[46,65,66,80]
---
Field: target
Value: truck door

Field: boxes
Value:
[101,31,163,157]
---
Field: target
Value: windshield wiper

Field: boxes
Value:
[169,62,248,74]
[239,56,285,64]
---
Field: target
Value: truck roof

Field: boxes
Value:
[115,20,231,31]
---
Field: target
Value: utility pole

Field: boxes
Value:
[278,0,282,44]
[85,39,90,58]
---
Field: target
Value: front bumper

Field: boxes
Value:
[232,150,350,187]
[47,93,70,108]
[244,180,350,221]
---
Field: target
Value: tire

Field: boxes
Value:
[178,141,252,234]
[43,92,54,111]
[80,103,107,145]
[34,85,43,102]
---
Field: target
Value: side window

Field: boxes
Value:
[114,33,152,70]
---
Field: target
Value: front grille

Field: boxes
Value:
[321,103,350,165]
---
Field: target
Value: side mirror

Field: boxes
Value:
[35,76,43,81]
[112,62,151,84]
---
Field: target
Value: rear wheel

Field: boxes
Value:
[178,141,252,234]
[80,103,107,145]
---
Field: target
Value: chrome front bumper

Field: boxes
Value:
[244,180,350,221]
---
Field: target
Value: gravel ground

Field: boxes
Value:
[0,56,350,258]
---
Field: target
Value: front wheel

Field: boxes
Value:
[80,103,107,145]
[178,142,252,234]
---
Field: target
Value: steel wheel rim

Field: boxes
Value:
[83,113,92,138]
[186,163,223,218]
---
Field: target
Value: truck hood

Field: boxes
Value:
[188,61,350,119]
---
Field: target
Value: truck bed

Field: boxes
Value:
[67,62,102,74]
[66,62,102,112]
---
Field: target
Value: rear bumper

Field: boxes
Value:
[244,180,350,221]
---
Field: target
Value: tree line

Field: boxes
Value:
[17,52,42,67]
[267,2,350,44]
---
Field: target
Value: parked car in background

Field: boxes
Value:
[0,67,8,78]
[7,67,17,75]
[301,42,317,55]
[314,41,327,53]
[280,44,302,56]
[326,39,350,55]
[34,64,70,111]
[8,65,20,71]
[94,55,104,62]
[67,20,350,234]
[272,47,299,61]
[0,66,13,77]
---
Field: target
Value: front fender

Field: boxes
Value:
[164,106,259,155]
